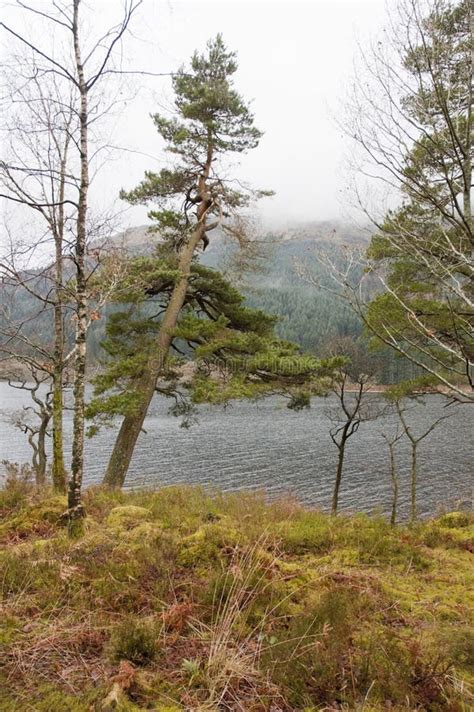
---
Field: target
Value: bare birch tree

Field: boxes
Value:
[0,72,76,491]
[384,382,451,522]
[381,427,404,525]
[0,0,142,519]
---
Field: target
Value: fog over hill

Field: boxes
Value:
[107,220,370,253]
[101,221,372,356]
[99,220,417,381]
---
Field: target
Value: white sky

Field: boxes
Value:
[96,0,389,227]
[1,0,390,235]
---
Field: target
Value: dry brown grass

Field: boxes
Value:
[3,612,108,695]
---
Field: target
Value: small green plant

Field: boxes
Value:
[181,657,201,685]
[109,617,159,665]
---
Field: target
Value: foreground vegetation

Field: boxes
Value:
[0,481,472,711]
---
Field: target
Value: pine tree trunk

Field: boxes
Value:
[68,0,89,519]
[104,127,214,489]
[103,225,205,488]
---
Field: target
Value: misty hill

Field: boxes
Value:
[0,220,417,382]
[106,220,368,353]
[102,220,417,382]
[110,220,369,252]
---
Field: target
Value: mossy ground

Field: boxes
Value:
[0,481,472,711]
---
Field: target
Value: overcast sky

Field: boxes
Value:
[83,0,389,230]
[1,0,390,234]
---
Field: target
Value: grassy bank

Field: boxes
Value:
[0,482,472,711]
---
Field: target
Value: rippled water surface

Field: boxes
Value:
[1,382,472,518]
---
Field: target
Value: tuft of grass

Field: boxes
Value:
[186,535,287,710]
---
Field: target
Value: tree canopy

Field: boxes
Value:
[86,250,338,435]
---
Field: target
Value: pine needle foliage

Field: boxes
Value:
[86,253,338,432]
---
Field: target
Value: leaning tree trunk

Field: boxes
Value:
[103,223,206,488]
[104,132,214,489]
[68,0,89,519]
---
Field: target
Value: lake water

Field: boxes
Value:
[0,382,472,519]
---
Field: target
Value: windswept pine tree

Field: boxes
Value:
[103,35,275,486]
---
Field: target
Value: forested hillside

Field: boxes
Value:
[101,221,420,383]
[109,220,367,355]
[0,220,420,383]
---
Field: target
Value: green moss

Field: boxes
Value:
[177,519,241,566]
[0,495,67,542]
[438,511,472,529]
[117,485,220,534]
[379,551,473,623]
[418,514,474,551]
[16,683,100,711]
[337,515,431,568]
[123,521,164,544]
[82,485,127,521]
[64,524,177,614]
[275,512,334,554]
[106,505,152,531]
